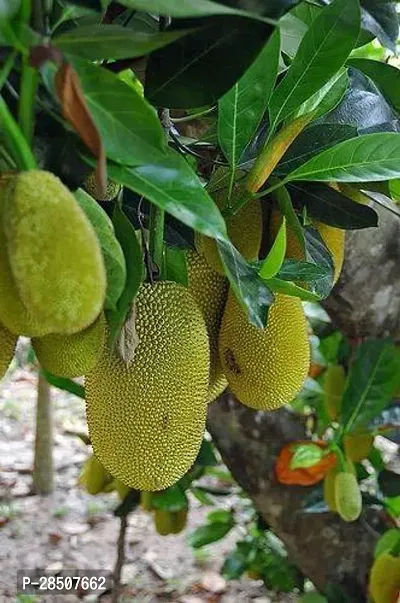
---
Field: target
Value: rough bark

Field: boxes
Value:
[32,371,54,494]
[208,200,399,600]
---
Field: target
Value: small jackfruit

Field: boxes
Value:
[83,172,121,201]
[3,171,106,335]
[323,365,346,421]
[270,209,345,284]
[86,282,210,491]
[323,468,337,512]
[369,553,400,603]
[32,313,106,378]
[219,291,310,410]
[186,250,228,403]
[154,509,174,535]
[113,479,130,500]
[140,491,154,511]
[343,433,374,463]
[79,454,113,495]
[171,508,188,534]
[195,189,262,274]
[0,322,17,379]
[334,471,362,522]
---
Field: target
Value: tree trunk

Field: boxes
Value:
[32,371,54,494]
[208,200,400,599]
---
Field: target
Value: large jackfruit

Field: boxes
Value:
[219,292,310,410]
[334,471,362,522]
[270,209,344,284]
[369,553,400,603]
[3,171,106,335]
[86,282,210,491]
[344,433,374,463]
[323,364,346,421]
[0,322,17,379]
[32,314,106,378]
[186,250,228,403]
[195,189,262,275]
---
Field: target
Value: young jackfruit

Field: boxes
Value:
[369,553,400,603]
[171,508,188,534]
[83,172,121,201]
[219,292,310,410]
[154,509,174,535]
[140,491,154,511]
[85,281,210,491]
[3,171,106,335]
[270,209,345,284]
[32,313,106,379]
[0,322,17,379]
[323,364,346,421]
[195,189,262,275]
[79,454,113,495]
[186,250,228,403]
[334,471,362,522]
[343,433,374,463]
[323,467,337,512]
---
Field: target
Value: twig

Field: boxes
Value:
[111,515,128,603]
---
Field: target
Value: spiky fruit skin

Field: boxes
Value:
[334,471,362,522]
[323,365,346,421]
[32,314,106,378]
[323,468,337,512]
[3,171,106,335]
[79,454,112,495]
[343,433,374,463]
[369,553,400,603]
[83,172,121,201]
[0,322,17,379]
[186,250,228,403]
[86,282,210,491]
[195,194,262,275]
[219,292,310,410]
[270,209,345,284]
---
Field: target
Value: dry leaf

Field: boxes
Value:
[117,303,140,365]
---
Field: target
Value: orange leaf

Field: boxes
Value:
[55,62,106,197]
[275,440,337,486]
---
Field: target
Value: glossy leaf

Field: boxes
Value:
[145,17,272,108]
[285,133,400,183]
[163,245,188,286]
[271,184,305,255]
[151,484,188,511]
[360,0,398,53]
[222,550,247,580]
[196,439,219,467]
[0,0,20,19]
[42,370,85,399]
[266,277,321,302]
[54,24,193,60]
[304,226,335,298]
[277,259,330,282]
[117,0,276,21]
[259,216,286,280]
[189,518,234,548]
[347,59,400,113]
[71,58,168,166]
[291,69,348,122]
[341,339,400,432]
[106,152,227,240]
[67,0,102,9]
[218,238,274,328]
[290,443,325,470]
[287,182,378,229]
[218,29,280,167]
[279,12,307,58]
[268,0,360,127]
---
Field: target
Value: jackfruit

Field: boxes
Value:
[323,365,346,421]
[195,189,262,274]
[79,454,113,495]
[344,433,374,463]
[219,291,310,410]
[334,471,362,522]
[140,491,154,511]
[154,509,174,535]
[270,208,345,284]
[186,250,228,403]
[114,479,130,500]
[83,172,121,201]
[85,281,210,491]
[32,313,106,378]
[3,171,106,334]
[369,553,400,603]
[171,508,188,534]
[0,322,17,379]
[323,467,337,512]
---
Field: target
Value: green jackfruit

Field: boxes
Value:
[114,479,130,500]
[334,471,362,522]
[219,292,310,410]
[79,454,113,495]
[171,508,188,534]
[140,491,154,511]
[0,322,17,379]
[369,553,400,603]
[323,365,346,421]
[154,509,173,535]
[344,433,374,463]
[83,172,121,201]
[186,250,228,403]
[86,281,210,491]
[195,190,262,275]
[3,171,106,335]
[32,313,106,378]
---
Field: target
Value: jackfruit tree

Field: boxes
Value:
[0,0,399,602]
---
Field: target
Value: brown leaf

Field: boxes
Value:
[55,62,106,197]
[117,303,140,366]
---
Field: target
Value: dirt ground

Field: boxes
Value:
[0,357,299,603]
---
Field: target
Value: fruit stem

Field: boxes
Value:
[0,49,18,93]
[0,97,36,170]
[148,203,165,277]
[18,57,38,145]
[111,515,128,603]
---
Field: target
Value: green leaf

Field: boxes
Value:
[285,133,400,183]
[106,152,227,240]
[290,443,325,470]
[218,239,274,329]
[304,226,335,299]
[266,277,321,302]
[42,370,85,399]
[347,58,400,113]
[222,550,247,580]
[189,520,234,548]
[0,0,20,20]
[207,509,233,524]
[287,182,378,229]
[341,339,400,432]
[277,259,330,282]
[163,246,188,286]
[54,24,192,60]
[218,29,280,167]
[107,204,144,347]
[70,57,168,166]
[271,183,305,254]
[374,528,400,559]
[191,487,214,506]
[259,217,286,280]
[196,439,219,467]
[279,12,308,58]
[360,0,398,54]
[75,189,127,310]
[152,484,188,512]
[268,0,360,127]
[378,470,400,499]
[291,69,348,122]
